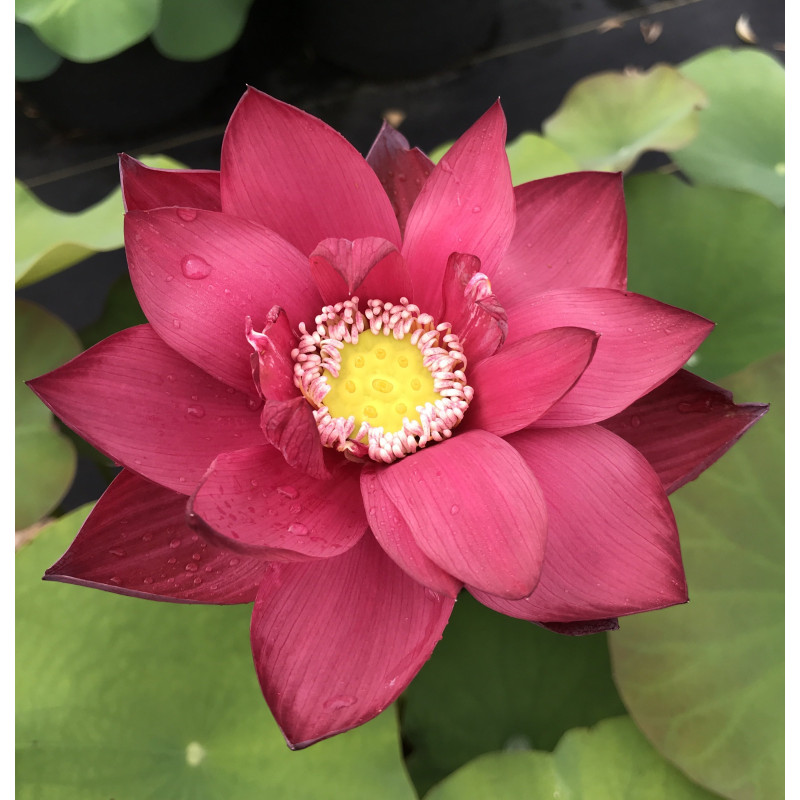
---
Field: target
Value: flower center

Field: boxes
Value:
[292,298,472,463]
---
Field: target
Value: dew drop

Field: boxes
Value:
[109,547,126,558]
[247,397,262,411]
[177,208,198,222]
[288,523,309,537]
[193,576,203,585]
[173,318,181,329]
[191,552,202,561]
[204,565,213,573]
[630,415,641,428]
[169,538,181,548]
[324,695,357,711]
[181,254,212,280]
[185,404,205,419]
[450,504,459,515]
[185,562,199,573]
[166,373,176,382]
[229,558,240,567]
[277,485,299,499]
[165,275,174,282]
[143,577,154,585]
[167,557,177,565]
[472,205,482,213]
[109,576,122,585]
[142,533,153,542]
[290,504,302,515]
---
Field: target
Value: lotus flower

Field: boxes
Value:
[29,89,766,749]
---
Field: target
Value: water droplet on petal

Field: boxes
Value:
[630,415,641,428]
[450,504,460,515]
[277,485,299,499]
[173,318,181,329]
[109,547,126,558]
[288,523,309,536]
[181,254,212,280]
[177,208,198,222]
[169,538,181,549]
[193,576,203,585]
[247,397,262,411]
[142,533,153,542]
[143,577,154,585]
[472,205,481,213]
[191,552,202,561]
[324,695,357,711]
[228,558,240,567]
[167,557,177,565]
[185,404,205,420]
[109,576,122,585]
[185,562,199,573]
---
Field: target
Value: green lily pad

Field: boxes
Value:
[504,133,580,183]
[674,48,785,207]
[16,507,418,800]
[542,64,707,171]
[16,300,82,529]
[153,0,254,60]
[15,21,62,81]
[424,716,721,799]
[609,354,784,800]
[625,173,784,382]
[15,0,160,62]
[15,155,186,289]
[402,592,625,795]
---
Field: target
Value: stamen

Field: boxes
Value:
[292,297,472,463]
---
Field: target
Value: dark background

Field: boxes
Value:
[16,0,785,509]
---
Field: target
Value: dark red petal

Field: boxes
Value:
[376,431,548,599]
[119,154,221,213]
[601,369,769,493]
[402,101,515,316]
[464,327,598,437]
[361,466,463,597]
[471,426,687,622]
[125,207,319,395]
[28,325,263,495]
[505,288,714,426]
[492,171,627,294]
[309,237,412,304]
[189,445,367,558]
[440,252,508,363]
[366,121,434,236]
[44,470,267,603]
[221,88,401,256]
[250,533,454,748]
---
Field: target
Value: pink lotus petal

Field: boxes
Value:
[309,237,412,304]
[376,430,547,598]
[260,397,329,480]
[601,369,769,493]
[402,102,515,316]
[250,533,454,748]
[366,121,434,236]
[504,288,714,426]
[361,466,463,597]
[119,154,221,213]
[465,327,598,437]
[246,307,297,402]
[471,425,686,621]
[440,252,508,363]
[28,325,263,494]
[190,445,367,558]
[44,470,267,603]
[537,618,619,635]
[491,172,627,295]
[220,88,401,256]
[125,207,319,395]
